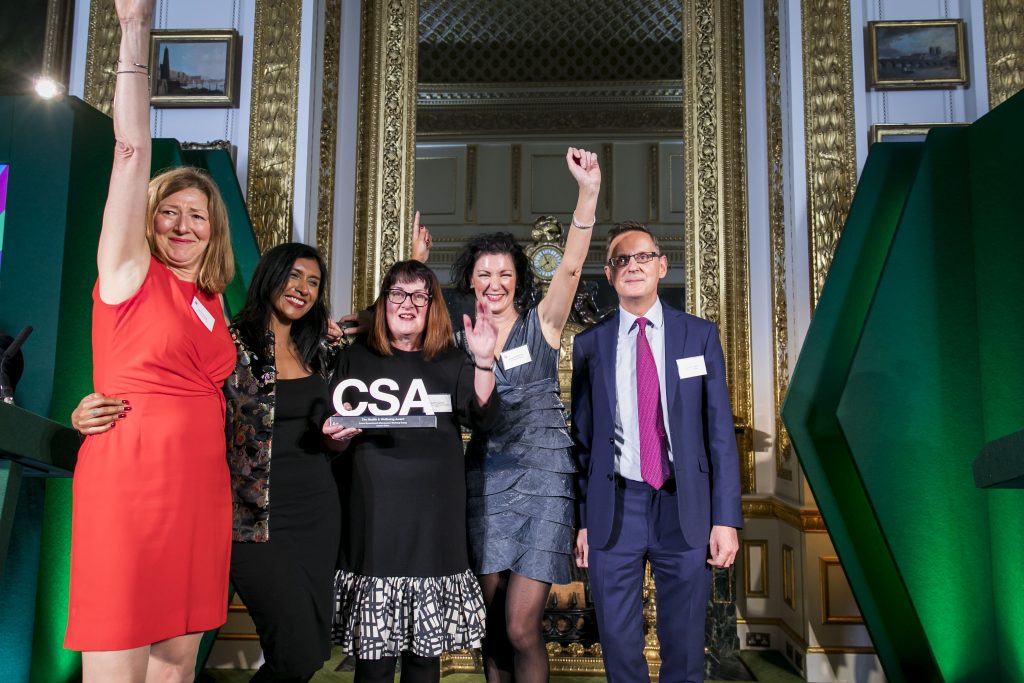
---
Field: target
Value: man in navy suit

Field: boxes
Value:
[570,221,742,683]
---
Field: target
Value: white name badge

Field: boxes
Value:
[676,355,707,379]
[428,393,453,413]
[191,296,215,332]
[500,344,532,370]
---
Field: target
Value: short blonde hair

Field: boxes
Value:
[145,166,234,294]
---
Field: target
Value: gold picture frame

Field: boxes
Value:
[869,122,967,145]
[867,19,968,90]
[149,29,241,108]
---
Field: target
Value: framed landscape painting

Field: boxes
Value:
[149,29,241,107]
[867,20,967,89]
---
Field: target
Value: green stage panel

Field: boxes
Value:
[785,91,1024,682]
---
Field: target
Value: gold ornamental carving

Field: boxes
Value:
[682,0,754,492]
[764,0,792,473]
[983,0,1024,110]
[246,0,303,253]
[350,0,418,310]
[84,2,120,115]
[313,0,342,276]
[317,0,343,274]
[42,0,75,86]
[801,0,857,310]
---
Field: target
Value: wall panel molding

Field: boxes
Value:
[317,0,342,273]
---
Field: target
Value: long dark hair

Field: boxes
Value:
[369,260,454,361]
[232,242,330,371]
[450,232,535,313]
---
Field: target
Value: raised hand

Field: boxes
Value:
[410,210,432,263]
[566,147,601,195]
[115,0,155,24]
[462,300,498,365]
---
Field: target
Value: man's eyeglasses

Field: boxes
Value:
[606,251,662,268]
[386,289,431,307]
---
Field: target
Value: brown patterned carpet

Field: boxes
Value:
[200,649,803,683]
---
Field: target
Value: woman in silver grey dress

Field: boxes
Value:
[442,148,601,683]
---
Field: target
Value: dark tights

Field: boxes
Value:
[478,570,551,683]
[353,653,440,683]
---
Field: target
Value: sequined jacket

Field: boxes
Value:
[223,326,338,542]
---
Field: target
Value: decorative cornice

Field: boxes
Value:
[801,0,857,309]
[83,2,119,114]
[764,0,792,475]
[418,80,682,107]
[983,0,1024,110]
[317,0,342,275]
[246,0,303,253]
[743,497,826,532]
[417,109,684,136]
[350,0,418,310]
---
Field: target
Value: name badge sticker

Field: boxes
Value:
[676,355,707,379]
[500,344,532,370]
[191,296,215,332]
[428,393,453,413]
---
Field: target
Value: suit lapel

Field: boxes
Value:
[664,307,688,418]
[599,312,619,420]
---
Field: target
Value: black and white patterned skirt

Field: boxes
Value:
[331,569,486,658]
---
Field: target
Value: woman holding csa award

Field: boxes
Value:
[323,259,500,683]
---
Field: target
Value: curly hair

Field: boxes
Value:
[450,232,536,313]
[232,242,330,373]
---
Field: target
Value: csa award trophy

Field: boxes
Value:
[329,377,438,428]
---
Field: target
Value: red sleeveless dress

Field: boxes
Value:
[65,256,236,651]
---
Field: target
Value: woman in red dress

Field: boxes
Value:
[65,1,237,679]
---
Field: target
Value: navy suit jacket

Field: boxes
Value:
[570,302,743,550]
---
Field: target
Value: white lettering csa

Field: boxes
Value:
[333,378,435,416]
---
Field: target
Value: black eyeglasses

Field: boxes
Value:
[606,251,662,268]
[386,289,431,307]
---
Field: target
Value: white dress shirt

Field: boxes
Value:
[613,298,674,481]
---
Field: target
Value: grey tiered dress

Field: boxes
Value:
[462,307,576,585]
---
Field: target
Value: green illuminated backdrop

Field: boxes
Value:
[784,92,1024,682]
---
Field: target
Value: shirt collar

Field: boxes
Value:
[618,298,664,336]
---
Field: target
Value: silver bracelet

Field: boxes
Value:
[572,212,595,230]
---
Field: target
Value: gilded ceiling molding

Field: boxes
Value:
[801,0,857,309]
[682,0,754,492]
[246,0,303,253]
[764,0,792,476]
[983,0,1024,110]
[83,2,119,114]
[350,0,418,310]
[317,0,342,274]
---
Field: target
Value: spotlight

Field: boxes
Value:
[35,77,64,99]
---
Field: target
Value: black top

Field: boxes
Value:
[333,340,498,578]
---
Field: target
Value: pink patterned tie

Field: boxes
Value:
[635,317,668,489]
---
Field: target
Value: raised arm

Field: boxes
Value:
[537,147,601,347]
[97,0,156,305]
